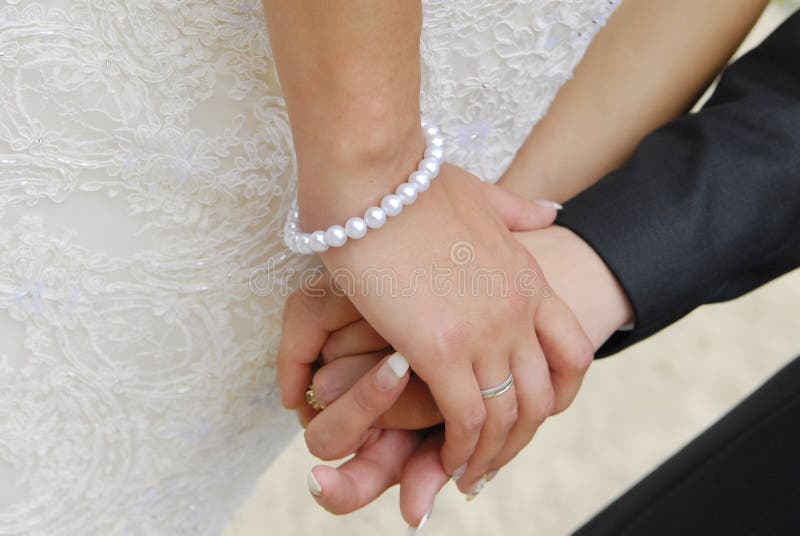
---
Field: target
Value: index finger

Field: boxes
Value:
[277,272,361,408]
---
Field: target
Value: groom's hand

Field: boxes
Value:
[299,352,451,526]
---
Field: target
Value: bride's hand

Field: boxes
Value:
[279,181,557,431]
[319,164,590,493]
[279,169,591,494]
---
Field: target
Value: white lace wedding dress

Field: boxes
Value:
[0,0,619,533]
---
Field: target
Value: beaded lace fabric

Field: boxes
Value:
[0,0,618,533]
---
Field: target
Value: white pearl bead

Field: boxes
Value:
[325,225,348,248]
[429,135,445,149]
[424,146,445,161]
[423,124,440,139]
[408,170,431,192]
[364,206,387,229]
[396,182,418,205]
[345,217,368,239]
[287,233,300,252]
[284,123,445,255]
[309,230,329,253]
[381,194,404,217]
[297,234,313,255]
[418,158,440,179]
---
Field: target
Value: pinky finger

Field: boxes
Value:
[535,292,594,414]
[489,340,553,471]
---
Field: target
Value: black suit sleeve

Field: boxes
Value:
[554,11,800,358]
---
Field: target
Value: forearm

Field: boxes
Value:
[262,0,425,228]
[500,0,768,203]
[556,11,800,356]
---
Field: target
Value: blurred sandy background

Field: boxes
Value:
[226,5,799,535]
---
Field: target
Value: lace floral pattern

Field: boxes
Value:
[0,0,618,534]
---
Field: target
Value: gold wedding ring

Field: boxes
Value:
[305,384,326,411]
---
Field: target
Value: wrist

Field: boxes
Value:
[514,225,633,350]
[296,116,426,230]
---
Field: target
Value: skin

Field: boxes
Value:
[265,0,592,485]
[264,0,769,528]
[261,0,425,227]
[278,175,592,489]
[293,222,631,521]
[501,0,770,202]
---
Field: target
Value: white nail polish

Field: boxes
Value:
[406,508,432,535]
[452,463,468,481]
[466,475,487,502]
[307,470,322,496]
[386,352,409,378]
[534,199,563,210]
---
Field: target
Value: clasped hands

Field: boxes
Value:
[277,163,595,528]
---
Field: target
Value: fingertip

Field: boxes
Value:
[440,438,475,478]
[400,431,449,528]
[386,351,409,376]
[307,467,324,497]
[406,505,433,535]
[533,199,563,212]
[526,201,558,228]
[309,465,354,514]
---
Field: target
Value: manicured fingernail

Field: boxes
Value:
[407,507,432,535]
[485,469,499,482]
[452,463,468,481]
[466,475,488,502]
[307,469,322,496]
[375,352,409,391]
[534,199,563,210]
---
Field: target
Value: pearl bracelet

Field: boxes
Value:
[284,119,446,255]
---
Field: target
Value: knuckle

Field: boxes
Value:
[539,389,556,421]
[498,404,519,431]
[570,337,595,375]
[434,319,475,358]
[526,388,555,424]
[457,405,486,436]
[558,338,594,379]
[505,280,532,315]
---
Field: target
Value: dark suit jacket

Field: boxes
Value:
[555,10,800,358]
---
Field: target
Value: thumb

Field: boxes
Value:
[312,354,443,430]
[400,429,449,531]
[483,183,562,231]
